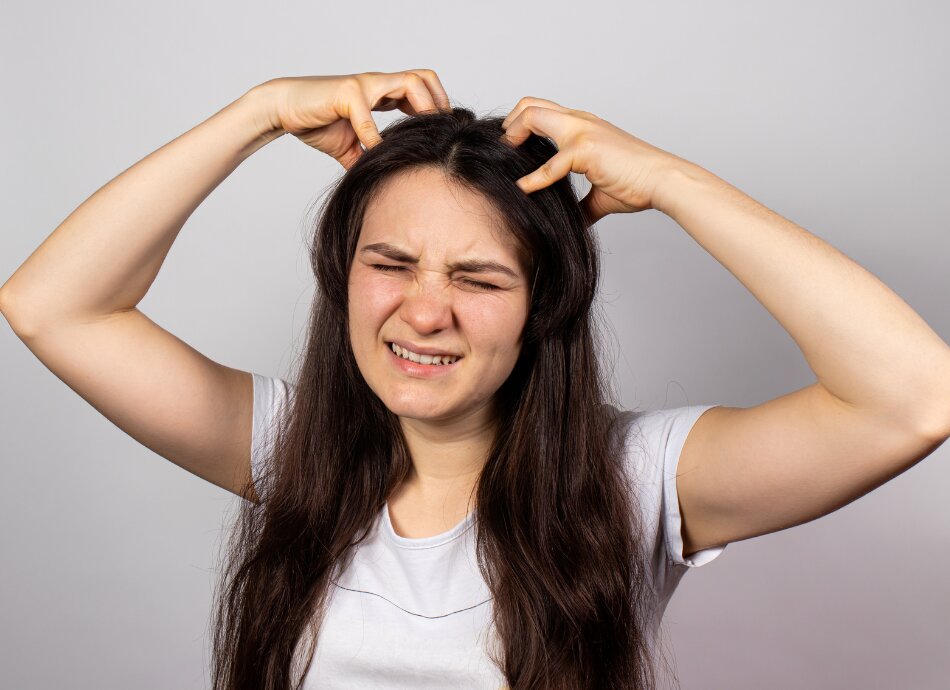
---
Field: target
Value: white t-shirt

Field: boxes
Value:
[250,372,728,689]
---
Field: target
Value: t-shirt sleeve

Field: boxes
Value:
[250,372,293,495]
[618,403,728,575]
[656,404,727,568]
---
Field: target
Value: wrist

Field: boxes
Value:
[652,159,716,218]
[238,79,289,143]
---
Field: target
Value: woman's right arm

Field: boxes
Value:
[0,70,448,502]
[0,81,287,502]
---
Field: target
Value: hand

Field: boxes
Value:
[255,70,451,169]
[500,97,690,224]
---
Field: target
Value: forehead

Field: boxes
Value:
[360,167,521,261]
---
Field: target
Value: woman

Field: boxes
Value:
[1,70,947,689]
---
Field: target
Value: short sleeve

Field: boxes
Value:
[657,404,727,568]
[616,402,728,582]
[251,372,292,495]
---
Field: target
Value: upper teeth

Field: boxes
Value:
[390,342,460,365]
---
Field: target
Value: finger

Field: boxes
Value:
[513,149,575,195]
[365,72,437,117]
[502,96,572,130]
[579,189,606,227]
[345,93,384,150]
[373,96,401,112]
[406,68,452,112]
[397,72,438,114]
[338,138,365,170]
[502,104,573,149]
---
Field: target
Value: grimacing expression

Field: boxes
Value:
[347,167,531,423]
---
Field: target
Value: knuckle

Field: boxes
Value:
[342,75,363,93]
[573,128,597,153]
[522,105,541,120]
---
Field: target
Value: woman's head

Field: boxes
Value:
[213,107,667,690]
[347,166,531,425]
[315,107,601,425]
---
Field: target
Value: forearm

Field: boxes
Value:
[654,162,950,436]
[0,82,284,330]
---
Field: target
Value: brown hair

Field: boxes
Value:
[210,107,670,689]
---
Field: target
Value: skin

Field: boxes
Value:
[501,96,950,555]
[4,64,946,545]
[347,166,531,533]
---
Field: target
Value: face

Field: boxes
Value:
[347,167,530,426]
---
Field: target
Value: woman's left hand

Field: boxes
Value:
[501,97,690,225]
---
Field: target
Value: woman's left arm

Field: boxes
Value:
[502,96,950,439]
[502,96,950,554]
[653,160,950,440]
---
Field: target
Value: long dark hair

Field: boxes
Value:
[211,106,671,689]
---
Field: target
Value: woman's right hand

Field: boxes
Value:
[255,71,451,169]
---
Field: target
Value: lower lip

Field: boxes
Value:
[386,343,463,378]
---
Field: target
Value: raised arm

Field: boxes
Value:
[0,82,286,501]
[499,96,950,559]
[0,71,451,503]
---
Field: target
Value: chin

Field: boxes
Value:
[384,398,451,420]
[381,386,471,419]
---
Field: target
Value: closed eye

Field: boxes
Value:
[371,264,499,291]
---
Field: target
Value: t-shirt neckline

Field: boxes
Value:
[382,500,476,549]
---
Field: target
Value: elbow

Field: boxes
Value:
[0,286,40,339]
[912,354,950,443]
[0,285,16,330]
[914,397,950,444]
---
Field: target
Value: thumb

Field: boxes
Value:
[579,188,609,227]
[337,139,366,170]
[346,96,384,150]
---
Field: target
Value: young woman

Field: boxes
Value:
[2,70,948,690]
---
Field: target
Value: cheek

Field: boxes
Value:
[461,299,527,351]
[349,273,401,323]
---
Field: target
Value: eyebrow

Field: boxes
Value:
[359,242,520,280]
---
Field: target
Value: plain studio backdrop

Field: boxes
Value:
[1,1,948,688]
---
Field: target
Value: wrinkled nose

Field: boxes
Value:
[397,276,454,334]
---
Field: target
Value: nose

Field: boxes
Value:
[397,272,455,335]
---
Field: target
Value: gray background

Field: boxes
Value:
[2,1,948,687]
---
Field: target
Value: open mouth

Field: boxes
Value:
[385,341,463,368]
